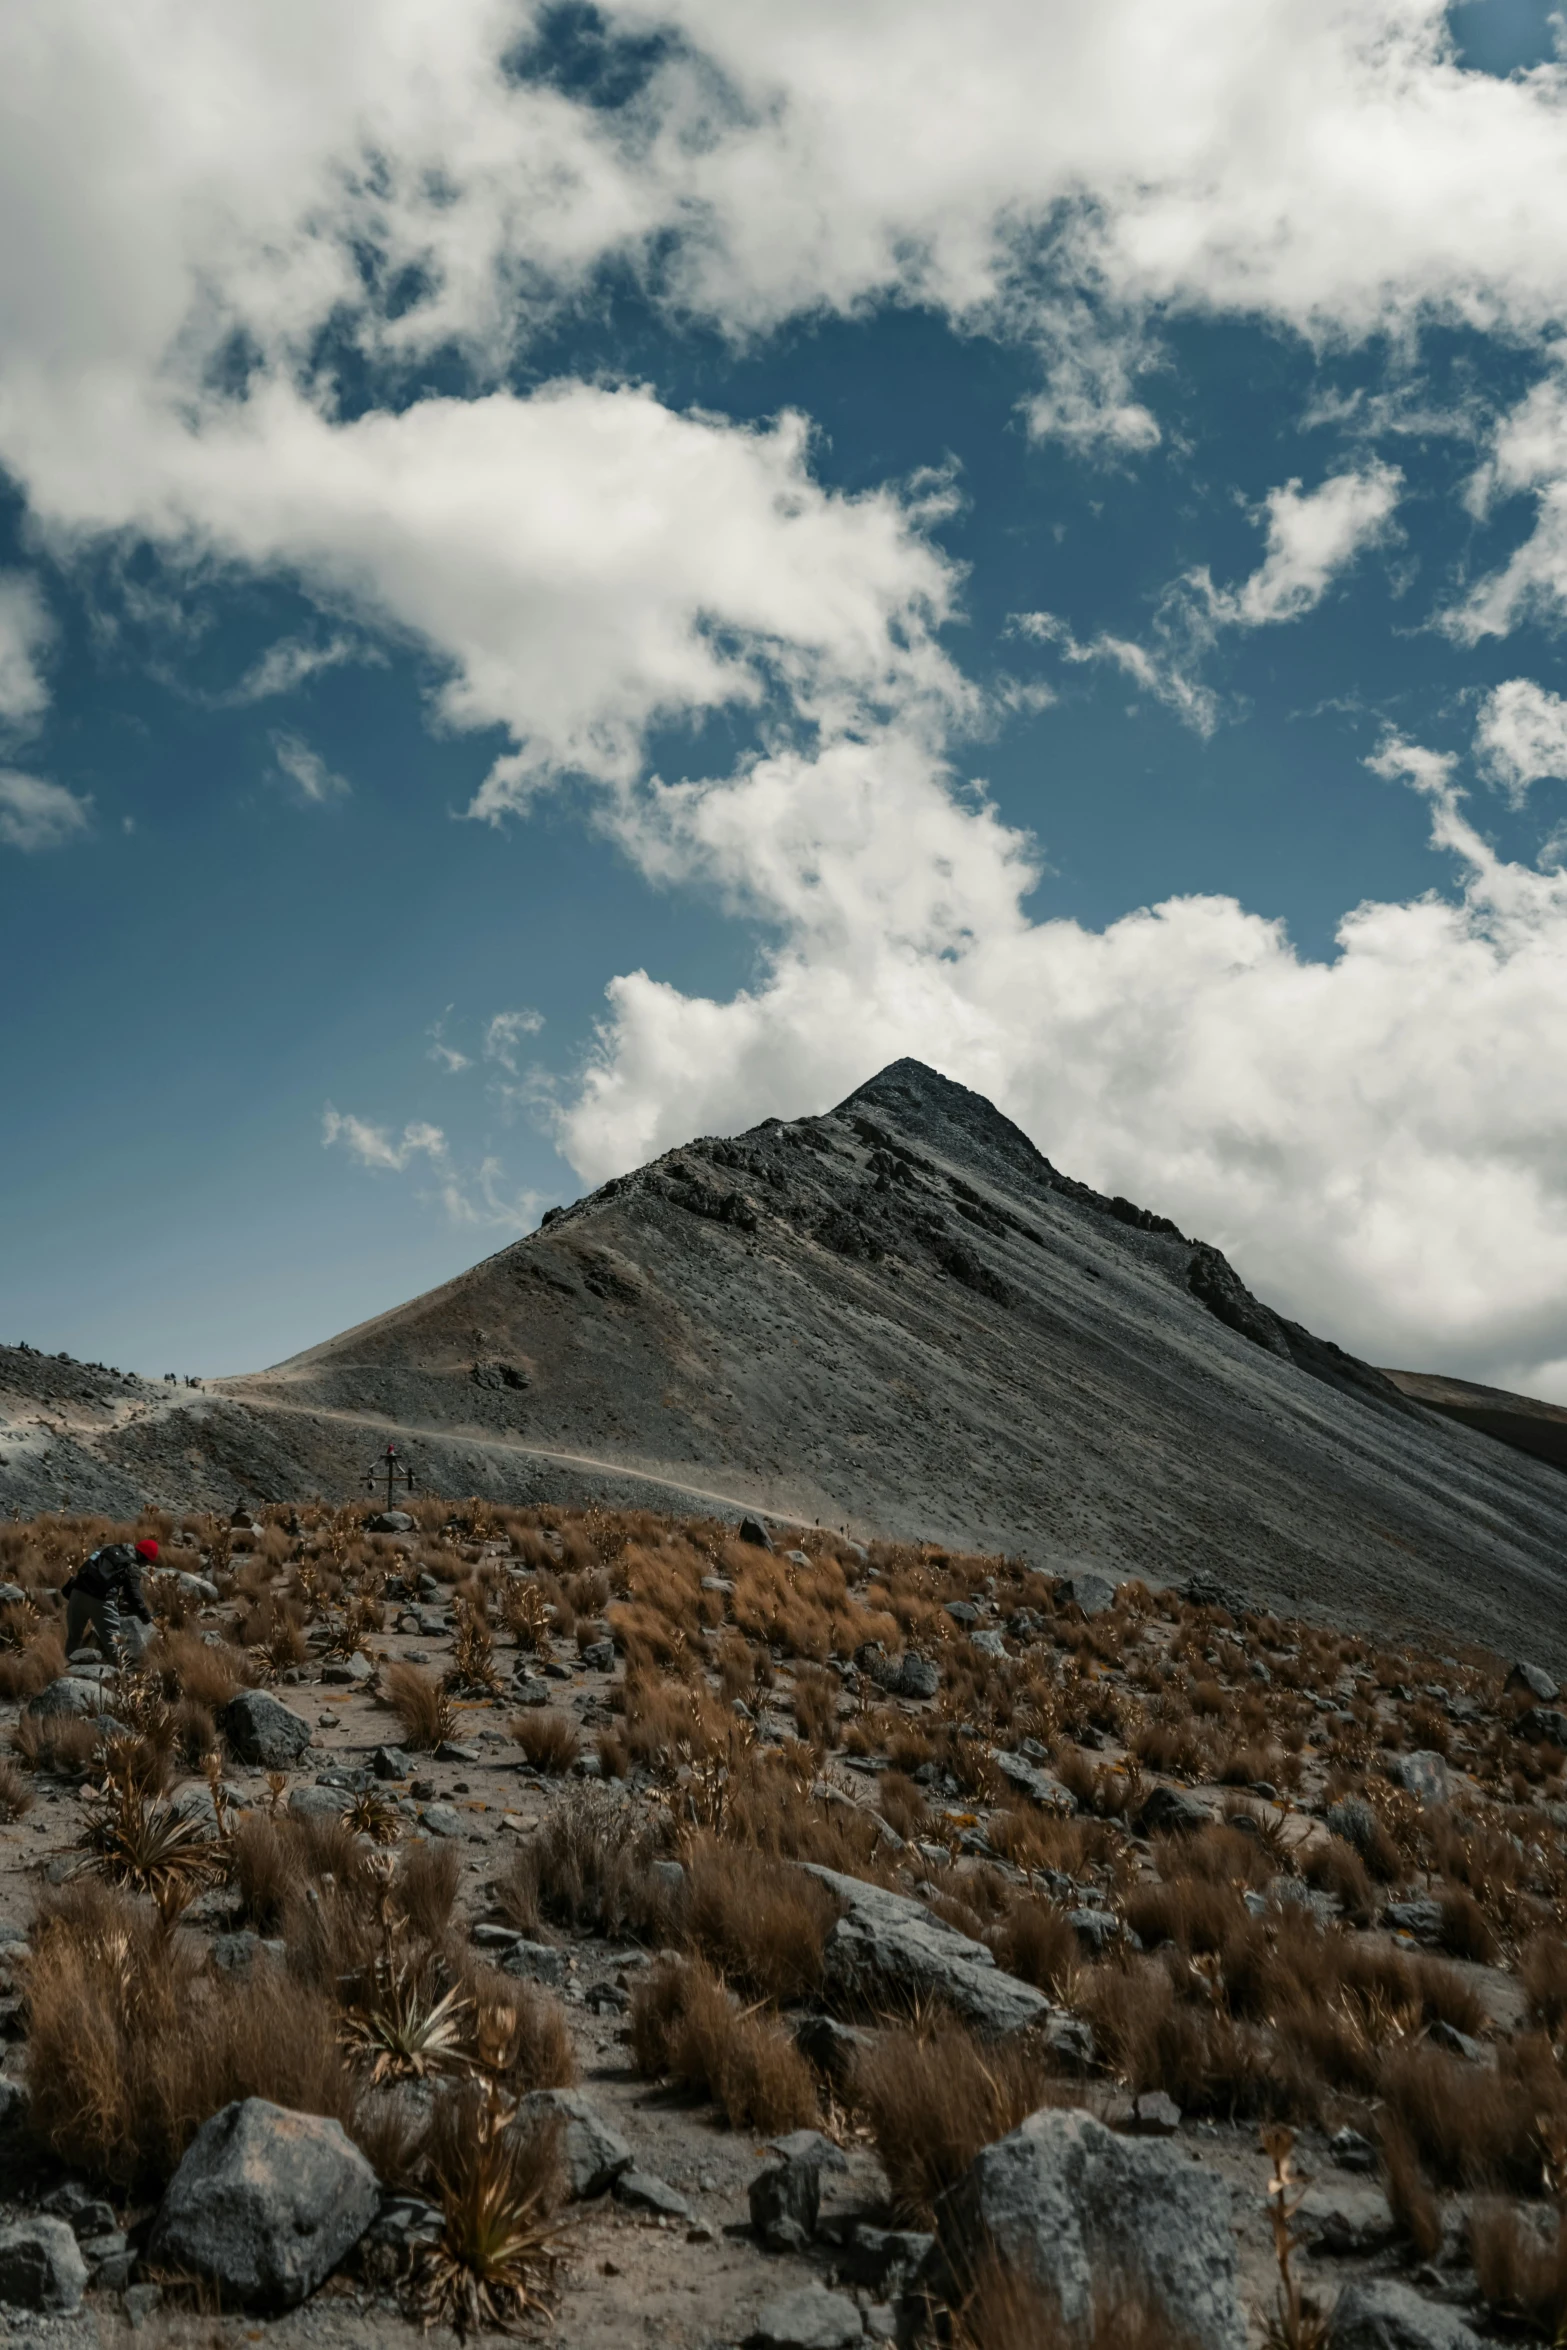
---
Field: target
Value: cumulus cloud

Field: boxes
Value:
[322,1102,539,1228]
[0,769,89,851]
[270,729,349,803]
[0,574,54,727]
[1474,678,1567,806]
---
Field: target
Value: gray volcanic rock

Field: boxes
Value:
[219,1690,311,1768]
[0,2217,88,2312]
[936,2106,1244,2350]
[800,1863,1054,2038]
[1327,2279,1484,2349]
[150,2098,377,2310]
[14,1057,1567,1666]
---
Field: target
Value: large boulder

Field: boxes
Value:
[219,1690,311,1768]
[23,1675,114,1723]
[993,1751,1074,1811]
[151,2099,378,2310]
[1516,1706,1567,1747]
[1327,2279,1483,2349]
[799,1864,1053,2039]
[935,2106,1244,2350]
[0,2216,88,2311]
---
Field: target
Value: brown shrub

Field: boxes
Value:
[230,1813,298,1930]
[681,1835,835,2003]
[1124,1876,1244,1955]
[11,1713,101,1777]
[1521,1932,1567,2034]
[150,1630,240,1712]
[1470,2199,1567,2337]
[628,1955,816,2133]
[510,1713,580,1775]
[1379,2114,1443,2258]
[25,1881,355,2194]
[1437,1887,1499,1965]
[791,1665,841,1751]
[854,2017,1073,2220]
[0,1760,33,1821]
[1301,1835,1374,1925]
[878,1770,931,1843]
[953,2263,1203,2350]
[0,1632,67,1702]
[385,1661,456,1752]
[989,1900,1084,1998]
[520,1786,670,1939]
[1379,2037,1567,2191]
[398,1839,462,1944]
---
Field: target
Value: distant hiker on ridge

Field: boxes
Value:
[61,1537,157,1662]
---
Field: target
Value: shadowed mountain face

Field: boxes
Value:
[7,1057,1567,1662]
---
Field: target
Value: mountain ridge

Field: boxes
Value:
[5,1057,1567,1663]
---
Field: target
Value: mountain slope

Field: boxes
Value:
[7,1058,1567,1663]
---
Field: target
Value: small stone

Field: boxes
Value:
[287,1784,347,1826]
[123,2281,162,2328]
[1295,2182,1396,2254]
[1137,1785,1213,1836]
[1384,1898,1445,1942]
[1329,2127,1377,2173]
[436,1740,478,1764]
[944,1601,979,1628]
[514,2090,631,2199]
[1060,1570,1118,1617]
[971,1627,1008,1657]
[581,1639,615,1672]
[614,2170,694,2221]
[1384,1750,1450,1808]
[1505,1661,1559,1704]
[410,1777,436,1801]
[321,1653,374,1686]
[840,2225,934,2297]
[1516,1705,1567,1747]
[1129,2091,1181,2136]
[0,2217,88,2312]
[894,1651,940,1699]
[1426,2019,1485,2062]
[373,1746,413,1779]
[499,1939,567,1987]
[1327,2277,1483,2348]
[420,1804,464,1839]
[367,1511,415,1534]
[746,2280,865,2348]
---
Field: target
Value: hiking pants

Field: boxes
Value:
[64,1594,152,1663]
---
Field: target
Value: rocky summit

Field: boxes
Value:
[6,1057,1567,1664]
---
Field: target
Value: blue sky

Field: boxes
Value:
[6,1,1567,1395]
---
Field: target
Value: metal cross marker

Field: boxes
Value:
[366,1442,416,1512]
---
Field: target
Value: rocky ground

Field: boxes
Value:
[0,1498,1554,2345]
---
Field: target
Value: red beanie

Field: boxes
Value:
[135,1538,159,1562]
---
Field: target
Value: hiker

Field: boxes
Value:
[61,1538,158,1662]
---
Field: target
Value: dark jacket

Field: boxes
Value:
[64,1544,153,1621]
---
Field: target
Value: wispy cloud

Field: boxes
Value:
[321,1108,446,1172]
[0,768,90,852]
[1013,465,1402,735]
[232,634,372,703]
[483,1007,545,1074]
[0,575,54,729]
[271,729,350,803]
[426,1011,472,1075]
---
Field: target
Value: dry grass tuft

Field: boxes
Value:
[853,2015,1074,2220]
[510,1713,580,1775]
[681,1834,835,2003]
[25,1881,355,2194]
[628,1953,816,2133]
[952,2264,1203,2350]
[1469,2199,1567,2338]
[385,1661,456,1753]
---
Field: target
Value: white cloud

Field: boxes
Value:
[543,710,1567,1398]
[1212,466,1403,627]
[1014,466,1401,734]
[1451,366,1567,640]
[483,1007,545,1073]
[321,1108,447,1172]
[230,633,368,703]
[0,768,89,851]
[1474,678,1567,806]
[426,1012,472,1075]
[0,574,54,726]
[270,728,349,802]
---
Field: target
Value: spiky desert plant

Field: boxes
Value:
[1261,2125,1333,2350]
[417,2086,566,2339]
[500,1580,551,1653]
[75,1760,220,1919]
[343,1787,402,1845]
[446,1598,502,1697]
[341,1944,472,2086]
